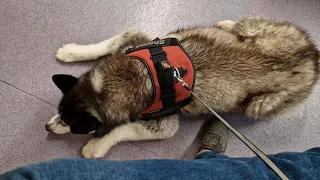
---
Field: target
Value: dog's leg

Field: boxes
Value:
[217,18,274,38]
[245,90,302,119]
[82,114,179,159]
[56,29,151,62]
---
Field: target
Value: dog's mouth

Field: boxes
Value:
[45,114,71,134]
[45,123,71,134]
[45,125,71,134]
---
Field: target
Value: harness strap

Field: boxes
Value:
[149,47,176,107]
[126,38,195,120]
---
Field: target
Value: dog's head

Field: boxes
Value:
[45,74,102,135]
[46,56,153,135]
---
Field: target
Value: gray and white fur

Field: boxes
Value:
[46,18,319,159]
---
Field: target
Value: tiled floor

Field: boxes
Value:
[1,0,320,172]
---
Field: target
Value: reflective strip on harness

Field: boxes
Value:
[126,38,195,120]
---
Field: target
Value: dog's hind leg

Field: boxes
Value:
[245,91,289,119]
[244,88,311,119]
[56,29,151,63]
[82,114,179,159]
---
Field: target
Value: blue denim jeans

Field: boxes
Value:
[2,148,320,180]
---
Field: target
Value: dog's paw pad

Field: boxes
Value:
[56,44,83,62]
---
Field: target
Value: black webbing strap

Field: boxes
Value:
[125,38,180,54]
[140,97,191,120]
[149,47,176,107]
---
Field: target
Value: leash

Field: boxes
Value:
[173,69,289,180]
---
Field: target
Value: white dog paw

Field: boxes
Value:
[56,43,86,62]
[82,138,114,159]
[216,20,236,30]
[82,138,99,159]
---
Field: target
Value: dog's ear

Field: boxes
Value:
[52,74,78,93]
[70,117,101,134]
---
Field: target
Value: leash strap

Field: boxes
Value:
[175,75,289,180]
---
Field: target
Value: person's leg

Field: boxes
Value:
[3,119,319,179]
[2,148,320,180]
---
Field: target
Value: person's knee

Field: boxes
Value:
[306,147,320,154]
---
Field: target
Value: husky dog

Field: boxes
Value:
[45,18,319,159]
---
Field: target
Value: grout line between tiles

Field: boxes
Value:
[0,79,56,108]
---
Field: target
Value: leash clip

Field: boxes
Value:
[173,66,190,90]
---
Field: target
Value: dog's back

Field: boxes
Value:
[168,18,319,118]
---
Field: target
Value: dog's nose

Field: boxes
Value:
[45,124,51,132]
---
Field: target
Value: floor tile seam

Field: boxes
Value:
[0,79,56,108]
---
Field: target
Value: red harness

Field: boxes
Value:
[126,38,195,120]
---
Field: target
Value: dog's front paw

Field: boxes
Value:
[82,138,114,159]
[82,138,99,159]
[56,43,85,62]
[216,20,236,30]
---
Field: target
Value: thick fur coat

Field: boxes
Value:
[46,18,319,158]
